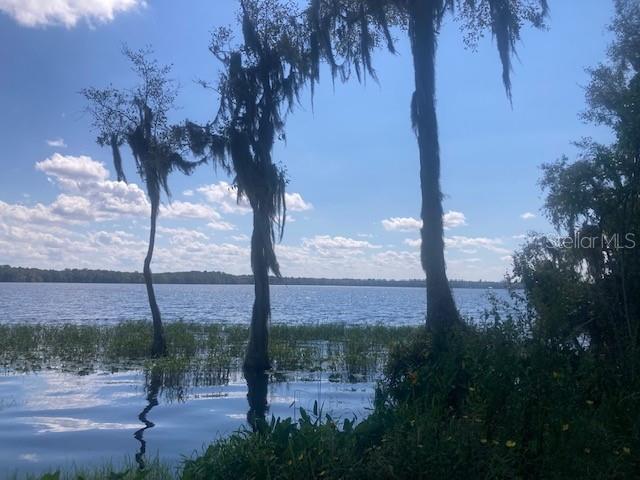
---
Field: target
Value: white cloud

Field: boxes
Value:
[403,238,421,247]
[520,212,536,220]
[383,211,466,232]
[196,181,251,215]
[443,210,467,229]
[445,236,511,255]
[0,0,145,28]
[36,153,109,185]
[207,220,235,231]
[157,227,209,245]
[303,235,380,251]
[231,234,250,241]
[161,201,221,221]
[382,217,422,232]
[196,181,312,217]
[46,138,67,148]
[183,189,194,197]
[50,194,94,221]
[31,154,149,222]
[285,192,313,212]
[1,155,512,280]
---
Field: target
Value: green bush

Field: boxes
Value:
[181,322,640,480]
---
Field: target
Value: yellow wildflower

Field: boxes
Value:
[623,447,631,455]
[562,424,569,431]
[506,440,517,448]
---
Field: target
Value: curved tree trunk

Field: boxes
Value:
[144,201,167,357]
[409,1,460,332]
[244,207,272,373]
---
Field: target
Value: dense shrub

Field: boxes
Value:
[181,320,640,479]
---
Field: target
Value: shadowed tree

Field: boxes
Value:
[515,0,640,376]
[83,47,202,357]
[306,0,548,332]
[185,0,309,374]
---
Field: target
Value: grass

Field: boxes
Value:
[0,321,419,388]
[180,322,640,479]
[9,315,639,479]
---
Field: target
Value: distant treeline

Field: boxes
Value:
[0,265,511,289]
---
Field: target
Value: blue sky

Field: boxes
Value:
[0,0,616,280]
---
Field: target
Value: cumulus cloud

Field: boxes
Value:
[36,153,109,185]
[31,154,149,222]
[445,236,511,255]
[402,234,511,255]
[1,155,511,280]
[196,181,251,215]
[196,181,312,216]
[206,220,235,231]
[46,138,67,148]
[285,192,313,212]
[520,212,536,220]
[0,0,145,28]
[443,210,466,229]
[383,211,466,232]
[2,154,241,229]
[161,201,221,221]
[403,238,421,247]
[381,217,422,232]
[303,235,380,251]
[157,227,209,245]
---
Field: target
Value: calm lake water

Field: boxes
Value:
[0,283,509,325]
[0,284,510,477]
[0,371,373,477]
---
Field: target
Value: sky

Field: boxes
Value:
[0,0,617,280]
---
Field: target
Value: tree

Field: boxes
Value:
[307,0,547,331]
[187,0,308,373]
[514,0,640,376]
[83,47,202,357]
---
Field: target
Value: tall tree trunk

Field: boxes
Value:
[244,207,272,373]
[409,0,460,331]
[144,201,167,357]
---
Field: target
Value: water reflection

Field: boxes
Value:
[244,369,268,431]
[0,368,374,475]
[134,369,161,470]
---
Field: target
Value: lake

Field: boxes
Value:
[0,284,510,477]
[0,283,509,326]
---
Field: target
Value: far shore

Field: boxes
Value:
[0,265,517,289]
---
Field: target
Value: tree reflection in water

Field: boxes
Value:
[134,368,161,470]
[245,368,268,431]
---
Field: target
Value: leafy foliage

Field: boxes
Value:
[180,320,640,480]
[83,46,202,207]
[514,0,640,375]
